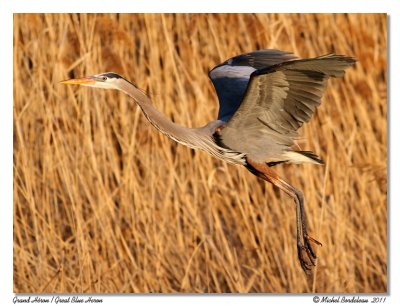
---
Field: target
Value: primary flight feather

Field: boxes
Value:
[61,49,356,273]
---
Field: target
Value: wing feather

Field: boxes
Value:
[219,54,356,162]
[209,50,296,122]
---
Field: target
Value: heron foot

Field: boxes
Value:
[297,234,322,274]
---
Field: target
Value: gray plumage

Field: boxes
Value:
[209,50,296,122]
[219,53,356,163]
[61,49,356,273]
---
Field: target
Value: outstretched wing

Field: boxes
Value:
[219,54,356,162]
[209,50,296,122]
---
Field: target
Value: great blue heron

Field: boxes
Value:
[61,49,356,273]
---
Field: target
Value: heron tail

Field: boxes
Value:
[283,150,324,165]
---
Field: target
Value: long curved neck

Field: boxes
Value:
[118,79,200,149]
[117,78,246,165]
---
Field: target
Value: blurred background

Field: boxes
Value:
[13,13,387,293]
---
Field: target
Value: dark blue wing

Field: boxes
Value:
[209,50,296,122]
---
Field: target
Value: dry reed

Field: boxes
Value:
[13,13,387,293]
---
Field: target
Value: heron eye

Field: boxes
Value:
[102,76,108,81]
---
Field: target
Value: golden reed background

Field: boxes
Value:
[13,13,387,293]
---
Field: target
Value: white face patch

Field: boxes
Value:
[209,65,255,79]
[81,81,115,89]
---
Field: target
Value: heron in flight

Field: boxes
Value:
[61,50,356,272]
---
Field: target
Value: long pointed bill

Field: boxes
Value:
[60,77,96,85]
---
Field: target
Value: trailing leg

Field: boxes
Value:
[246,159,321,273]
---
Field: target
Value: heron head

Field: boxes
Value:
[60,72,124,89]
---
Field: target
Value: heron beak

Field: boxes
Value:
[60,76,96,85]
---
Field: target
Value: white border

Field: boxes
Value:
[2,1,398,305]
[4,0,391,13]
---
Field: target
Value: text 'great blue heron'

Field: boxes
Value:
[61,49,356,273]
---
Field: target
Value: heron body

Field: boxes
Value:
[61,49,356,273]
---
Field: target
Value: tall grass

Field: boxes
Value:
[13,13,387,293]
